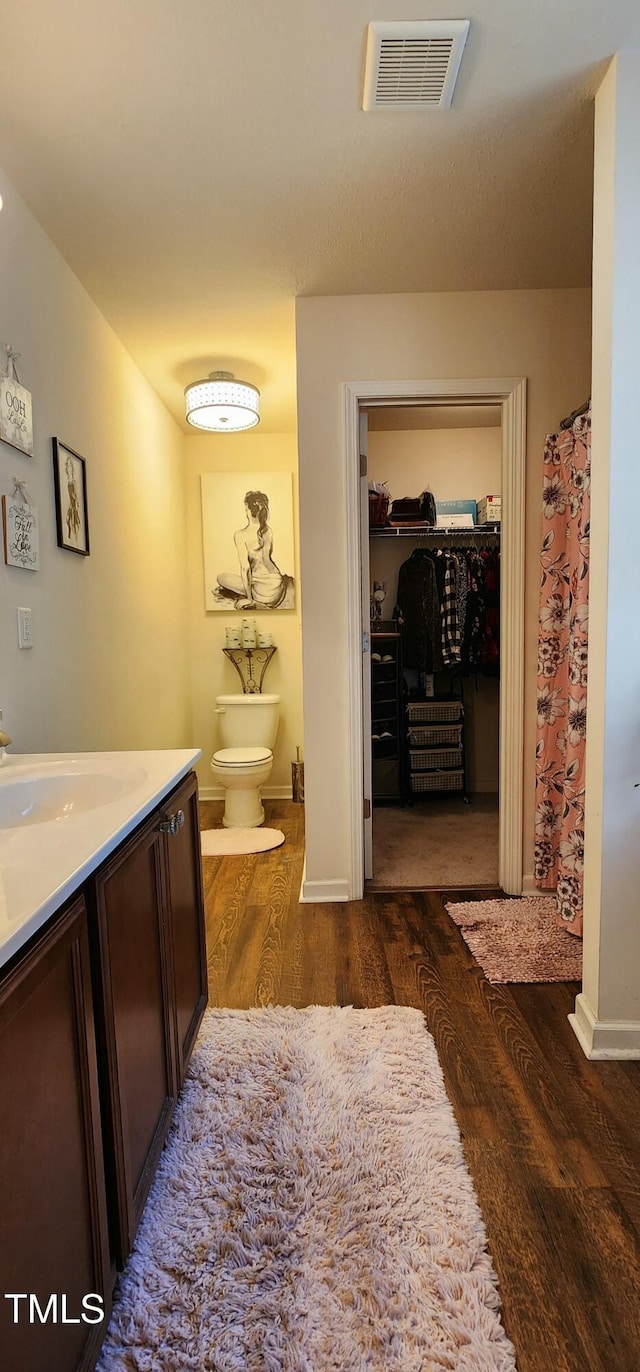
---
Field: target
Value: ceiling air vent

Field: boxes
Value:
[362,20,470,111]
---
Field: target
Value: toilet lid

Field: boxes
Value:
[213,746,272,766]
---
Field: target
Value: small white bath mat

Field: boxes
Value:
[200,827,285,856]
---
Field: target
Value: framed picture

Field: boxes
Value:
[2,494,39,570]
[52,438,90,556]
[0,372,33,457]
[201,472,295,611]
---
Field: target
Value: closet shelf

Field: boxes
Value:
[370,524,501,538]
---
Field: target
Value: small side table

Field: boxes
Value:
[222,646,277,694]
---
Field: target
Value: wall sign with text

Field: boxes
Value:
[0,376,34,457]
[1,495,40,571]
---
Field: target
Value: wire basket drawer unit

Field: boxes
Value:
[406,700,462,724]
[408,723,463,747]
[410,745,463,771]
[410,769,464,793]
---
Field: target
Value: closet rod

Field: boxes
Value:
[560,398,590,430]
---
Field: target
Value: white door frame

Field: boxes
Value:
[344,376,527,900]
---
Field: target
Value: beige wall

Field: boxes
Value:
[183,432,303,796]
[0,170,191,754]
[368,425,502,506]
[368,425,501,793]
[296,288,592,896]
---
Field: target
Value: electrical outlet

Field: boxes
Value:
[17,606,33,649]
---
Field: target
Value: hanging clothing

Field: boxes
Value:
[396,549,443,672]
[396,541,500,677]
[461,552,486,670]
[441,554,462,667]
[480,548,500,675]
[455,555,468,646]
[534,405,591,937]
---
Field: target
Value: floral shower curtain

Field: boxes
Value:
[534,405,591,937]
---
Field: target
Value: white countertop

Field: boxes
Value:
[0,749,201,971]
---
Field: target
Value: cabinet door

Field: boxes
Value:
[93,817,177,1267]
[161,772,207,1085]
[0,897,110,1372]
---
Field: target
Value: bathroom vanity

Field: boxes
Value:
[0,751,207,1372]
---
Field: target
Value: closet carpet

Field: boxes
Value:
[371,795,499,888]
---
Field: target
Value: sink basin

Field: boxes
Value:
[0,761,147,829]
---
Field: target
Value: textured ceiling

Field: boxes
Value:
[1,1,638,432]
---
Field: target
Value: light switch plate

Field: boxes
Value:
[17,606,33,649]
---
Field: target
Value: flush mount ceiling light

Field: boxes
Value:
[184,371,260,432]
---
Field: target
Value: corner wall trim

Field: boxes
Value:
[521,874,539,895]
[343,376,527,902]
[570,992,640,1059]
[300,877,351,904]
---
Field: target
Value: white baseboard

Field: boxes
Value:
[521,873,540,895]
[569,992,640,1059]
[300,872,350,903]
[199,784,293,802]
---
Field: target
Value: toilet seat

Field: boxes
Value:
[212,746,272,768]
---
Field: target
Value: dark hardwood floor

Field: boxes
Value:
[201,799,640,1372]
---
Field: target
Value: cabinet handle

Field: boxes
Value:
[159,809,185,837]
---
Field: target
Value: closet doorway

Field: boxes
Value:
[364,402,502,889]
[344,378,526,901]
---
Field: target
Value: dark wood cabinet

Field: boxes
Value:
[93,815,178,1267]
[92,770,207,1267]
[0,897,111,1372]
[0,769,207,1366]
[161,772,207,1086]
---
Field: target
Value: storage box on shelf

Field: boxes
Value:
[435,499,477,526]
[477,495,501,525]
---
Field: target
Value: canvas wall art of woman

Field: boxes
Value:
[214,490,294,610]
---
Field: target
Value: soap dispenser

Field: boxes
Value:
[0,709,12,766]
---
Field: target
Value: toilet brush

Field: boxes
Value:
[291,746,305,803]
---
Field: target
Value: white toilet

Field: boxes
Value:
[210,693,280,828]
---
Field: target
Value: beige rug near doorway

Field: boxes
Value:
[97,1006,516,1372]
[446,895,582,983]
[371,795,499,888]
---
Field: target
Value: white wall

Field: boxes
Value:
[0,170,191,754]
[574,53,640,1055]
[183,431,303,796]
[368,425,502,792]
[296,289,592,895]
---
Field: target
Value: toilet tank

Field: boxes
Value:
[215,694,280,750]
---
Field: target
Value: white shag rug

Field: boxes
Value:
[200,827,285,856]
[98,1006,517,1372]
